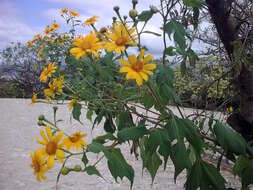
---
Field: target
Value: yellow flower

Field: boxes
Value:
[35,34,41,40]
[31,92,38,105]
[70,10,79,17]
[60,8,68,16]
[38,45,44,60]
[36,126,65,169]
[68,99,77,110]
[119,49,156,86]
[44,77,64,100]
[27,38,36,48]
[44,26,53,35]
[84,16,98,26]
[70,33,103,60]
[105,22,137,54]
[30,150,48,181]
[62,131,87,150]
[51,22,60,30]
[40,63,57,83]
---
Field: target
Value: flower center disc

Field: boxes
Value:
[69,134,80,143]
[82,41,92,50]
[46,141,57,155]
[132,61,143,72]
[116,37,127,46]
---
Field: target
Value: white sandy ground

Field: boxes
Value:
[0,99,244,190]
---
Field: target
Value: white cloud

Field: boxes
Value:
[0,0,41,49]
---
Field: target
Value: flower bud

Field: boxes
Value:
[129,9,138,19]
[112,17,117,22]
[99,27,107,33]
[73,165,82,172]
[38,114,45,121]
[123,15,128,20]
[113,6,120,12]
[61,167,70,175]
[132,0,138,5]
[53,106,58,111]
[150,5,158,13]
[37,121,45,126]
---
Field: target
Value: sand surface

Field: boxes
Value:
[0,99,242,190]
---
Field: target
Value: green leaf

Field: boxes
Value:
[142,92,153,109]
[185,160,226,190]
[93,133,116,144]
[146,152,162,183]
[142,30,161,36]
[187,48,199,67]
[214,122,247,154]
[138,10,153,22]
[183,0,203,8]
[87,142,107,153]
[104,148,134,188]
[170,141,191,181]
[156,64,174,88]
[82,152,89,166]
[104,118,115,133]
[117,126,149,141]
[201,161,226,190]
[164,19,187,49]
[193,7,200,30]
[86,166,102,178]
[164,46,176,56]
[86,109,93,121]
[117,111,134,131]
[72,103,82,122]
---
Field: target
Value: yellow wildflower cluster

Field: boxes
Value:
[44,77,64,100]
[60,8,79,17]
[31,125,87,181]
[84,16,98,26]
[44,21,60,36]
[27,33,41,47]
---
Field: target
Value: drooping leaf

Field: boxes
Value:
[214,122,246,155]
[72,103,82,122]
[82,152,89,166]
[104,148,135,188]
[87,142,107,153]
[93,133,116,144]
[183,0,203,8]
[117,126,149,141]
[142,30,161,36]
[117,111,134,131]
[104,117,115,133]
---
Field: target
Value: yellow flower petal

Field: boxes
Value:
[40,130,48,143]
[128,55,137,65]
[143,64,156,70]
[135,74,143,86]
[139,72,148,81]
[54,131,64,143]
[143,54,153,64]
[119,59,130,67]
[36,139,47,145]
[120,66,133,73]
[45,126,53,141]
[56,149,65,163]
[47,155,55,168]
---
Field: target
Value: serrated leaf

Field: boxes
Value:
[170,141,191,181]
[72,103,82,122]
[104,148,134,188]
[146,152,162,183]
[164,46,176,56]
[117,126,149,141]
[104,118,115,133]
[86,166,102,178]
[142,92,153,109]
[214,122,246,154]
[117,111,134,131]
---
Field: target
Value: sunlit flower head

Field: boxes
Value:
[62,131,87,150]
[119,49,156,86]
[30,150,48,181]
[40,63,57,83]
[35,34,41,40]
[51,22,60,30]
[70,33,103,60]
[31,92,38,105]
[36,126,65,169]
[27,38,36,48]
[44,77,64,100]
[60,8,68,16]
[69,10,79,17]
[105,22,137,54]
[84,16,98,26]
[44,26,53,35]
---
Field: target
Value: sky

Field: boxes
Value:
[0,0,168,56]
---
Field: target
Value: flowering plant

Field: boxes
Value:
[28,1,253,189]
